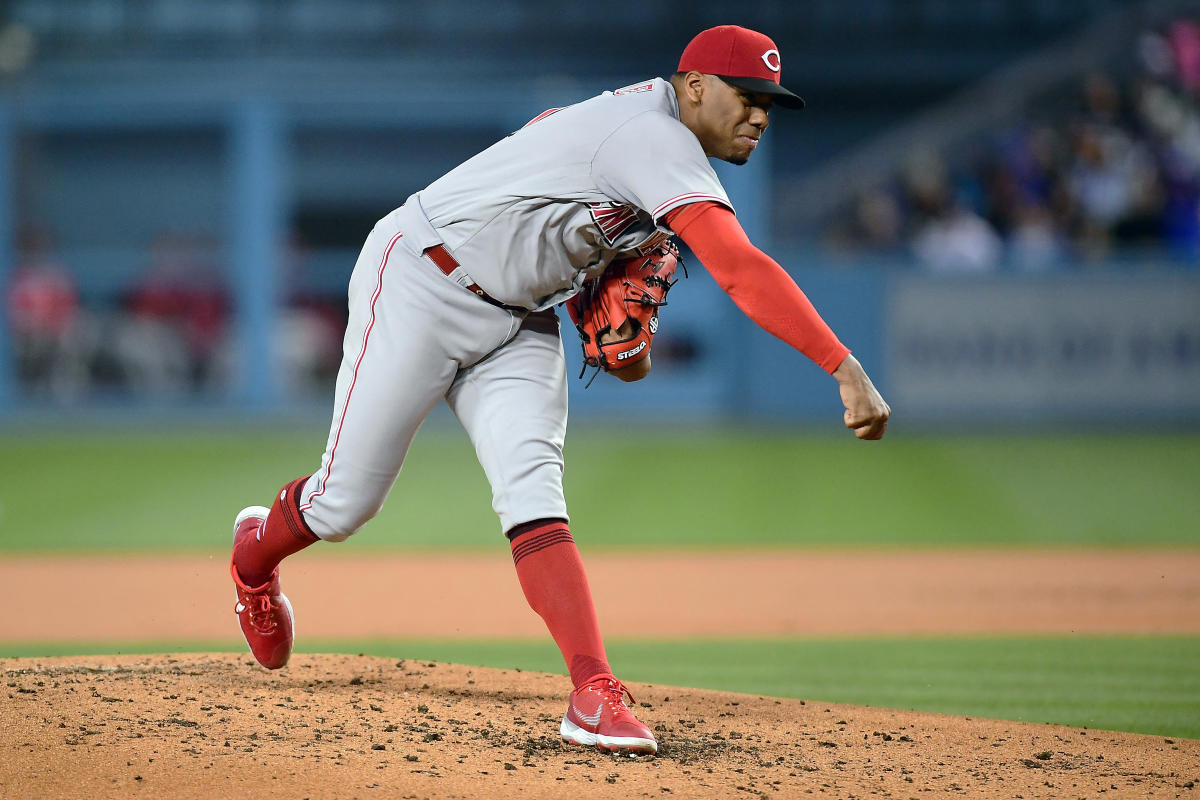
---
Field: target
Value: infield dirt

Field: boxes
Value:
[2,550,1198,798]
[2,549,1198,640]
[3,653,1198,799]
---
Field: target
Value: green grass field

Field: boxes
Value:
[2,427,1198,551]
[2,426,1197,739]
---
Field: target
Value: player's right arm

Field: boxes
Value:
[666,201,890,440]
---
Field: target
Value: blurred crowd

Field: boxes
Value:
[825,18,1200,272]
[4,227,345,403]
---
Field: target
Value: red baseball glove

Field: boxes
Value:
[566,241,682,381]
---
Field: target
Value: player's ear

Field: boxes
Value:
[679,71,707,104]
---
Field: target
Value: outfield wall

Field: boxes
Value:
[561,265,1200,424]
[3,253,1196,425]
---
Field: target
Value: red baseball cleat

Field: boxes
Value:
[230,506,293,670]
[560,675,658,754]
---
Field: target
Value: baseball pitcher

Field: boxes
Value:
[229,25,890,756]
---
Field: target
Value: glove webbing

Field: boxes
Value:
[574,251,686,387]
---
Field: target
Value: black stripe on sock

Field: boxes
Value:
[282,475,319,542]
[506,517,569,543]
[511,530,574,566]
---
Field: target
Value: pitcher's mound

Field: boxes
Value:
[1,653,1194,798]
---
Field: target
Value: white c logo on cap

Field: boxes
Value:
[761,49,781,72]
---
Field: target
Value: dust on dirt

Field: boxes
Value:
[2,653,1197,799]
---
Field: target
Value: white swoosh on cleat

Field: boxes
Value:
[571,703,602,727]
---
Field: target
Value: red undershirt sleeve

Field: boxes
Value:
[664,202,851,374]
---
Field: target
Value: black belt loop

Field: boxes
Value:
[423,244,524,312]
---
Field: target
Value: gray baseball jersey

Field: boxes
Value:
[298,78,732,538]
[416,77,732,310]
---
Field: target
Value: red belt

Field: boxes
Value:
[424,244,522,311]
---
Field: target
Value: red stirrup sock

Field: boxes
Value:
[233,476,321,587]
[508,519,613,688]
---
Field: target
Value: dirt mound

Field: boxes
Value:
[2,654,1195,799]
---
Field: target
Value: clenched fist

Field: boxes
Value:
[832,354,890,440]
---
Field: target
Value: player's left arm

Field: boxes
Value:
[666,201,890,439]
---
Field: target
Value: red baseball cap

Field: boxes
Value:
[677,25,805,109]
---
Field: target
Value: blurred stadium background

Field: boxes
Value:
[0,0,1196,424]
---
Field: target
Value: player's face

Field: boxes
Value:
[695,77,772,165]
